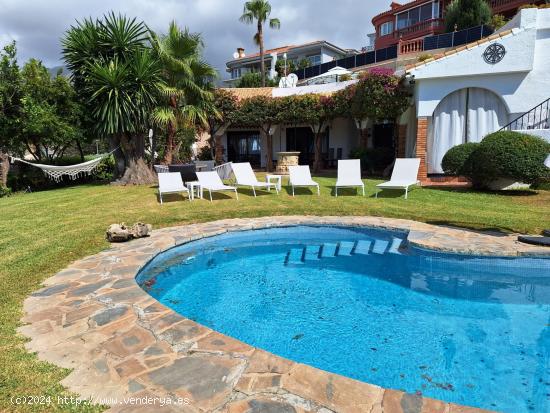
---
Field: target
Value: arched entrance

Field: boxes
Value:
[428,88,508,174]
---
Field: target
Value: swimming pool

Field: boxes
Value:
[137,225,550,413]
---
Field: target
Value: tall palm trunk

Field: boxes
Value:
[116,133,157,185]
[0,151,9,189]
[258,22,265,87]
[163,96,178,164]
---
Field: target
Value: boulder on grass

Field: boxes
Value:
[106,222,152,243]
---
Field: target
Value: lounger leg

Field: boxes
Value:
[375,190,378,198]
[252,186,256,197]
[209,190,213,202]
[362,185,365,196]
[317,185,320,196]
[292,185,295,196]
[405,187,408,199]
[159,193,163,204]
[235,189,239,200]
[335,187,338,197]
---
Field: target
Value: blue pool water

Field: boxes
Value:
[137,226,550,413]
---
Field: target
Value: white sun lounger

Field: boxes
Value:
[376,158,421,199]
[196,171,239,202]
[288,165,320,196]
[231,162,279,196]
[335,159,365,196]
[158,172,189,204]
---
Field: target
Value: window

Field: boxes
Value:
[420,3,432,21]
[307,54,321,66]
[231,68,241,79]
[396,1,436,30]
[433,1,440,19]
[380,21,394,36]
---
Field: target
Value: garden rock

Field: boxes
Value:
[106,223,152,243]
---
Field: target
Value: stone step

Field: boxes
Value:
[321,243,337,258]
[304,245,321,261]
[337,241,355,256]
[372,239,389,255]
[354,240,372,255]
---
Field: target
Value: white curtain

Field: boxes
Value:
[428,88,508,174]
[467,88,508,143]
[429,89,467,174]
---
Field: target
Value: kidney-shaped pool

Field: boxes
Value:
[136,225,550,413]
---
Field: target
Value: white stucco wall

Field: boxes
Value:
[411,9,550,119]
[329,118,360,158]
[516,129,550,143]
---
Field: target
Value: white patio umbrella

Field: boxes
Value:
[304,66,353,85]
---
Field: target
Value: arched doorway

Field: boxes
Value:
[428,88,508,174]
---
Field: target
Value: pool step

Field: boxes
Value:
[354,240,372,255]
[388,237,403,254]
[372,239,389,254]
[284,237,405,265]
[304,245,321,261]
[337,241,355,256]
[285,248,305,265]
[321,243,337,258]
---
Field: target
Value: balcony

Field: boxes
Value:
[489,0,542,15]
[394,18,446,40]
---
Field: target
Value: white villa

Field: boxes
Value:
[224,41,355,87]
[214,8,550,184]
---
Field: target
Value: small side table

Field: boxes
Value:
[186,181,202,200]
[266,174,283,191]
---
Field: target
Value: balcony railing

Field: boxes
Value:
[292,44,398,81]
[501,98,550,131]
[489,0,534,13]
[400,39,424,54]
[423,25,493,51]
[394,18,445,39]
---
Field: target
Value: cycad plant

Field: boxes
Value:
[150,21,217,164]
[62,12,161,184]
[239,0,280,87]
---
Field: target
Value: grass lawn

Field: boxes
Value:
[1,176,549,412]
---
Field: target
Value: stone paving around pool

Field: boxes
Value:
[19,216,549,413]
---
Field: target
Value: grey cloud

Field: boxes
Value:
[0,0,388,78]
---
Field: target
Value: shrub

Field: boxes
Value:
[470,131,550,188]
[0,185,12,197]
[441,142,479,176]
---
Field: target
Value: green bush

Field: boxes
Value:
[0,185,12,197]
[470,131,550,188]
[349,147,395,174]
[441,142,479,176]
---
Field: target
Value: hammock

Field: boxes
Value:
[10,148,117,182]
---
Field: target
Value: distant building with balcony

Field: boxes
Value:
[224,41,353,87]
[372,0,546,50]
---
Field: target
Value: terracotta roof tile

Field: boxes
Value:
[406,29,515,72]
[221,87,274,100]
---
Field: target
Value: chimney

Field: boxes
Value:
[237,47,245,58]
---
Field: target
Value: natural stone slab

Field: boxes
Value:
[20,216,515,413]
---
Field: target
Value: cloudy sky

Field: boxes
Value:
[0,0,387,79]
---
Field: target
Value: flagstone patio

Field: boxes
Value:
[19,216,549,412]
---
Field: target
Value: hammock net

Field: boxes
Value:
[10,150,116,182]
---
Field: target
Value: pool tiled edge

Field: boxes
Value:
[20,216,548,413]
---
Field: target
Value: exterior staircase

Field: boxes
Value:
[500,97,550,142]
[284,237,404,265]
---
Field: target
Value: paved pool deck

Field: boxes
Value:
[19,216,549,413]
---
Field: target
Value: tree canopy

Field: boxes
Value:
[445,0,492,32]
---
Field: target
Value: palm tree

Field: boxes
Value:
[150,21,217,164]
[62,13,161,184]
[239,0,280,87]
